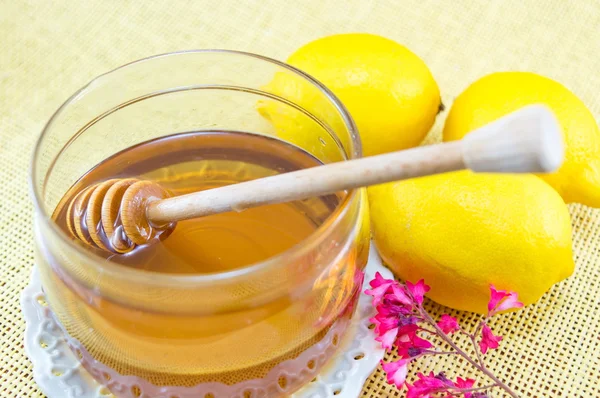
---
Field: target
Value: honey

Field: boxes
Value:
[52,131,340,273]
[42,130,365,391]
[31,50,368,396]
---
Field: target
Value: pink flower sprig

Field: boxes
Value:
[366,273,523,398]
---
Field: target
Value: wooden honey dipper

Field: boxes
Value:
[65,105,564,254]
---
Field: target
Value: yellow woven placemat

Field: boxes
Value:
[1,1,599,397]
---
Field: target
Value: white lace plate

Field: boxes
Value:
[21,248,390,398]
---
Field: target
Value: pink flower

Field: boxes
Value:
[389,283,413,306]
[495,291,523,313]
[396,326,433,358]
[405,330,433,350]
[488,285,524,316]
[372,310,419,337]
[406,279,430,305]
[488,285,510,312]
[376,302,412,318]
[376,327,399,350]
[406,372,452,398]
[437,314,460,334]
[455,377,476,398]
[397,323,419,336]
[381,359,410,388]
[367,275,516,397]
[370,303,420,351]
[370,312,398,335]
[369,272,393,289]
[368,276,422,352]
[379,301,414,317]
[374,319,413,350]
[479,324,503,354]
[365,272,396,306]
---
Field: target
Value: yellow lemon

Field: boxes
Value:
[260,33,441,157]
[368,171,574,313]
[443,72,600,207]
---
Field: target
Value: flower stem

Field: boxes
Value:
[428,351,457,356]
[469,333,485,368]
[419,308,520,398]
[461,383,497,392]
[443,383,498,396]
[459,329,485,367]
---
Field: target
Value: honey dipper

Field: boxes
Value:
[66,105,564,253]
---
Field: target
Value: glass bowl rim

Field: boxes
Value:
[29,49,363,287]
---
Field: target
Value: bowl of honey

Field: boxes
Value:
[30,50,370,397]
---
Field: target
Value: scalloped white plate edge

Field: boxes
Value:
[21,245,391,398]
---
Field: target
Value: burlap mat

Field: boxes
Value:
[1,1,598,397]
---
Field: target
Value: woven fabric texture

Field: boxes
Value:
[1,1,599,397]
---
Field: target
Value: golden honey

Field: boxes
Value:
[32,50,367,396]
[41,131,367,391]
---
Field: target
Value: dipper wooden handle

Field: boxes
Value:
[147,105,563,224]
